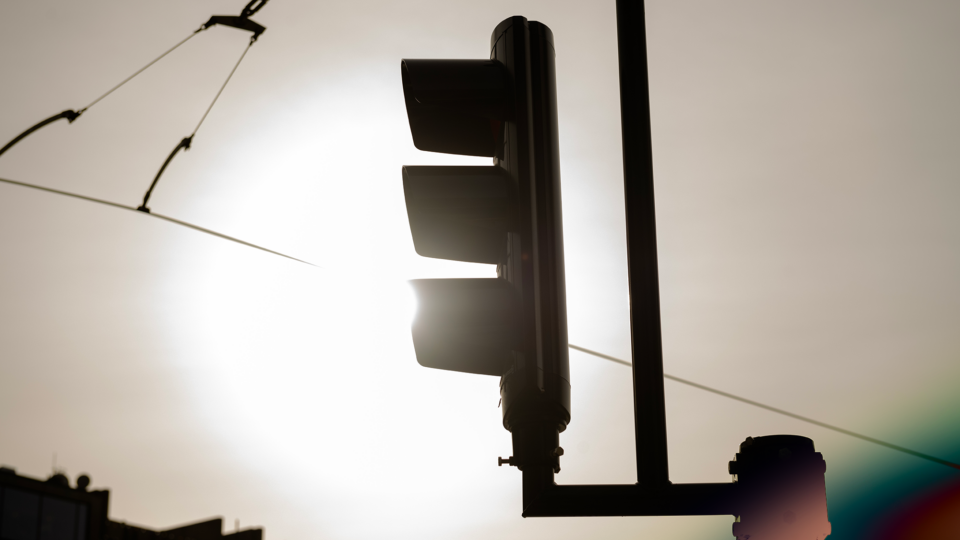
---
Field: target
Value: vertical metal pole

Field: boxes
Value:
[615,0,670,488]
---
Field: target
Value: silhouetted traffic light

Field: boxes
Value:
[402,16,570,473]
[730,436,831,540]
[401,8,832,536]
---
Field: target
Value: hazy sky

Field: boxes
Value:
[1,1,958,539]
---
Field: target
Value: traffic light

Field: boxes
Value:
[402,16,570,473]
[402,10,833,535]
[730,435,831,540]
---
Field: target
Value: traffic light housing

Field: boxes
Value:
[402,10,831,535]
[730,435,831,540]
[402,16,570,469]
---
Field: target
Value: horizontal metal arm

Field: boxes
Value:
[522,482,741,517]
[0,109,81,159]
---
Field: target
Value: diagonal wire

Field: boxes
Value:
[81,29,204,113]
[5,171,958,473]
[0,177,317,267]
[568,344,960,471]
[191,39,253,136]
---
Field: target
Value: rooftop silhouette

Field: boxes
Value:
[0,466,262,540]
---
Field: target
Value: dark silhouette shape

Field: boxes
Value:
[731,436,831,540]
[0,465,263,540]
[400,5,832,537]
[0,110,80,159]
[137,0,266,213]
[402,17,573,487]
[45,473,69,488]
[0,28,200,161]
[0,0,268,213]
[112,517,261,540]
[401,59,508,157]
[615,0,669,491]
[410,278,521,375]
[137,35,255,212]
[138,137,192,213]
[76,475,90,492]
[403,165,516,264]
[0,466,109,540]
[200,0,269,41]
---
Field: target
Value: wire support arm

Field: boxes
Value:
[137,36,253,213]
[201,16,266,40]
[0,26,202,163]
[0,110,81,159]
[138,136,192,213]
[1,0,269,167]
[200,0,269,41]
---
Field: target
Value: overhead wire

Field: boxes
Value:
[137,31,257,212]
[191,39,254,137]
[80,29,204,115]
[568,344,960,472]
[0,177,316,267]
[2,15,262,212]
[1,173,956,473]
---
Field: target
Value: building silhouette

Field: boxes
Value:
[0,466,262,540]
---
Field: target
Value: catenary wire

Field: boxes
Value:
[568,344,960,471]
[192,39,253,136]
[80,29,204,114]
[2,173,955,472]
[0,177,316,267]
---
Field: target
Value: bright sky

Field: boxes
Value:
[1,1,959,539]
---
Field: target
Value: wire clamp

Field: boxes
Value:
[200,0,270,40]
